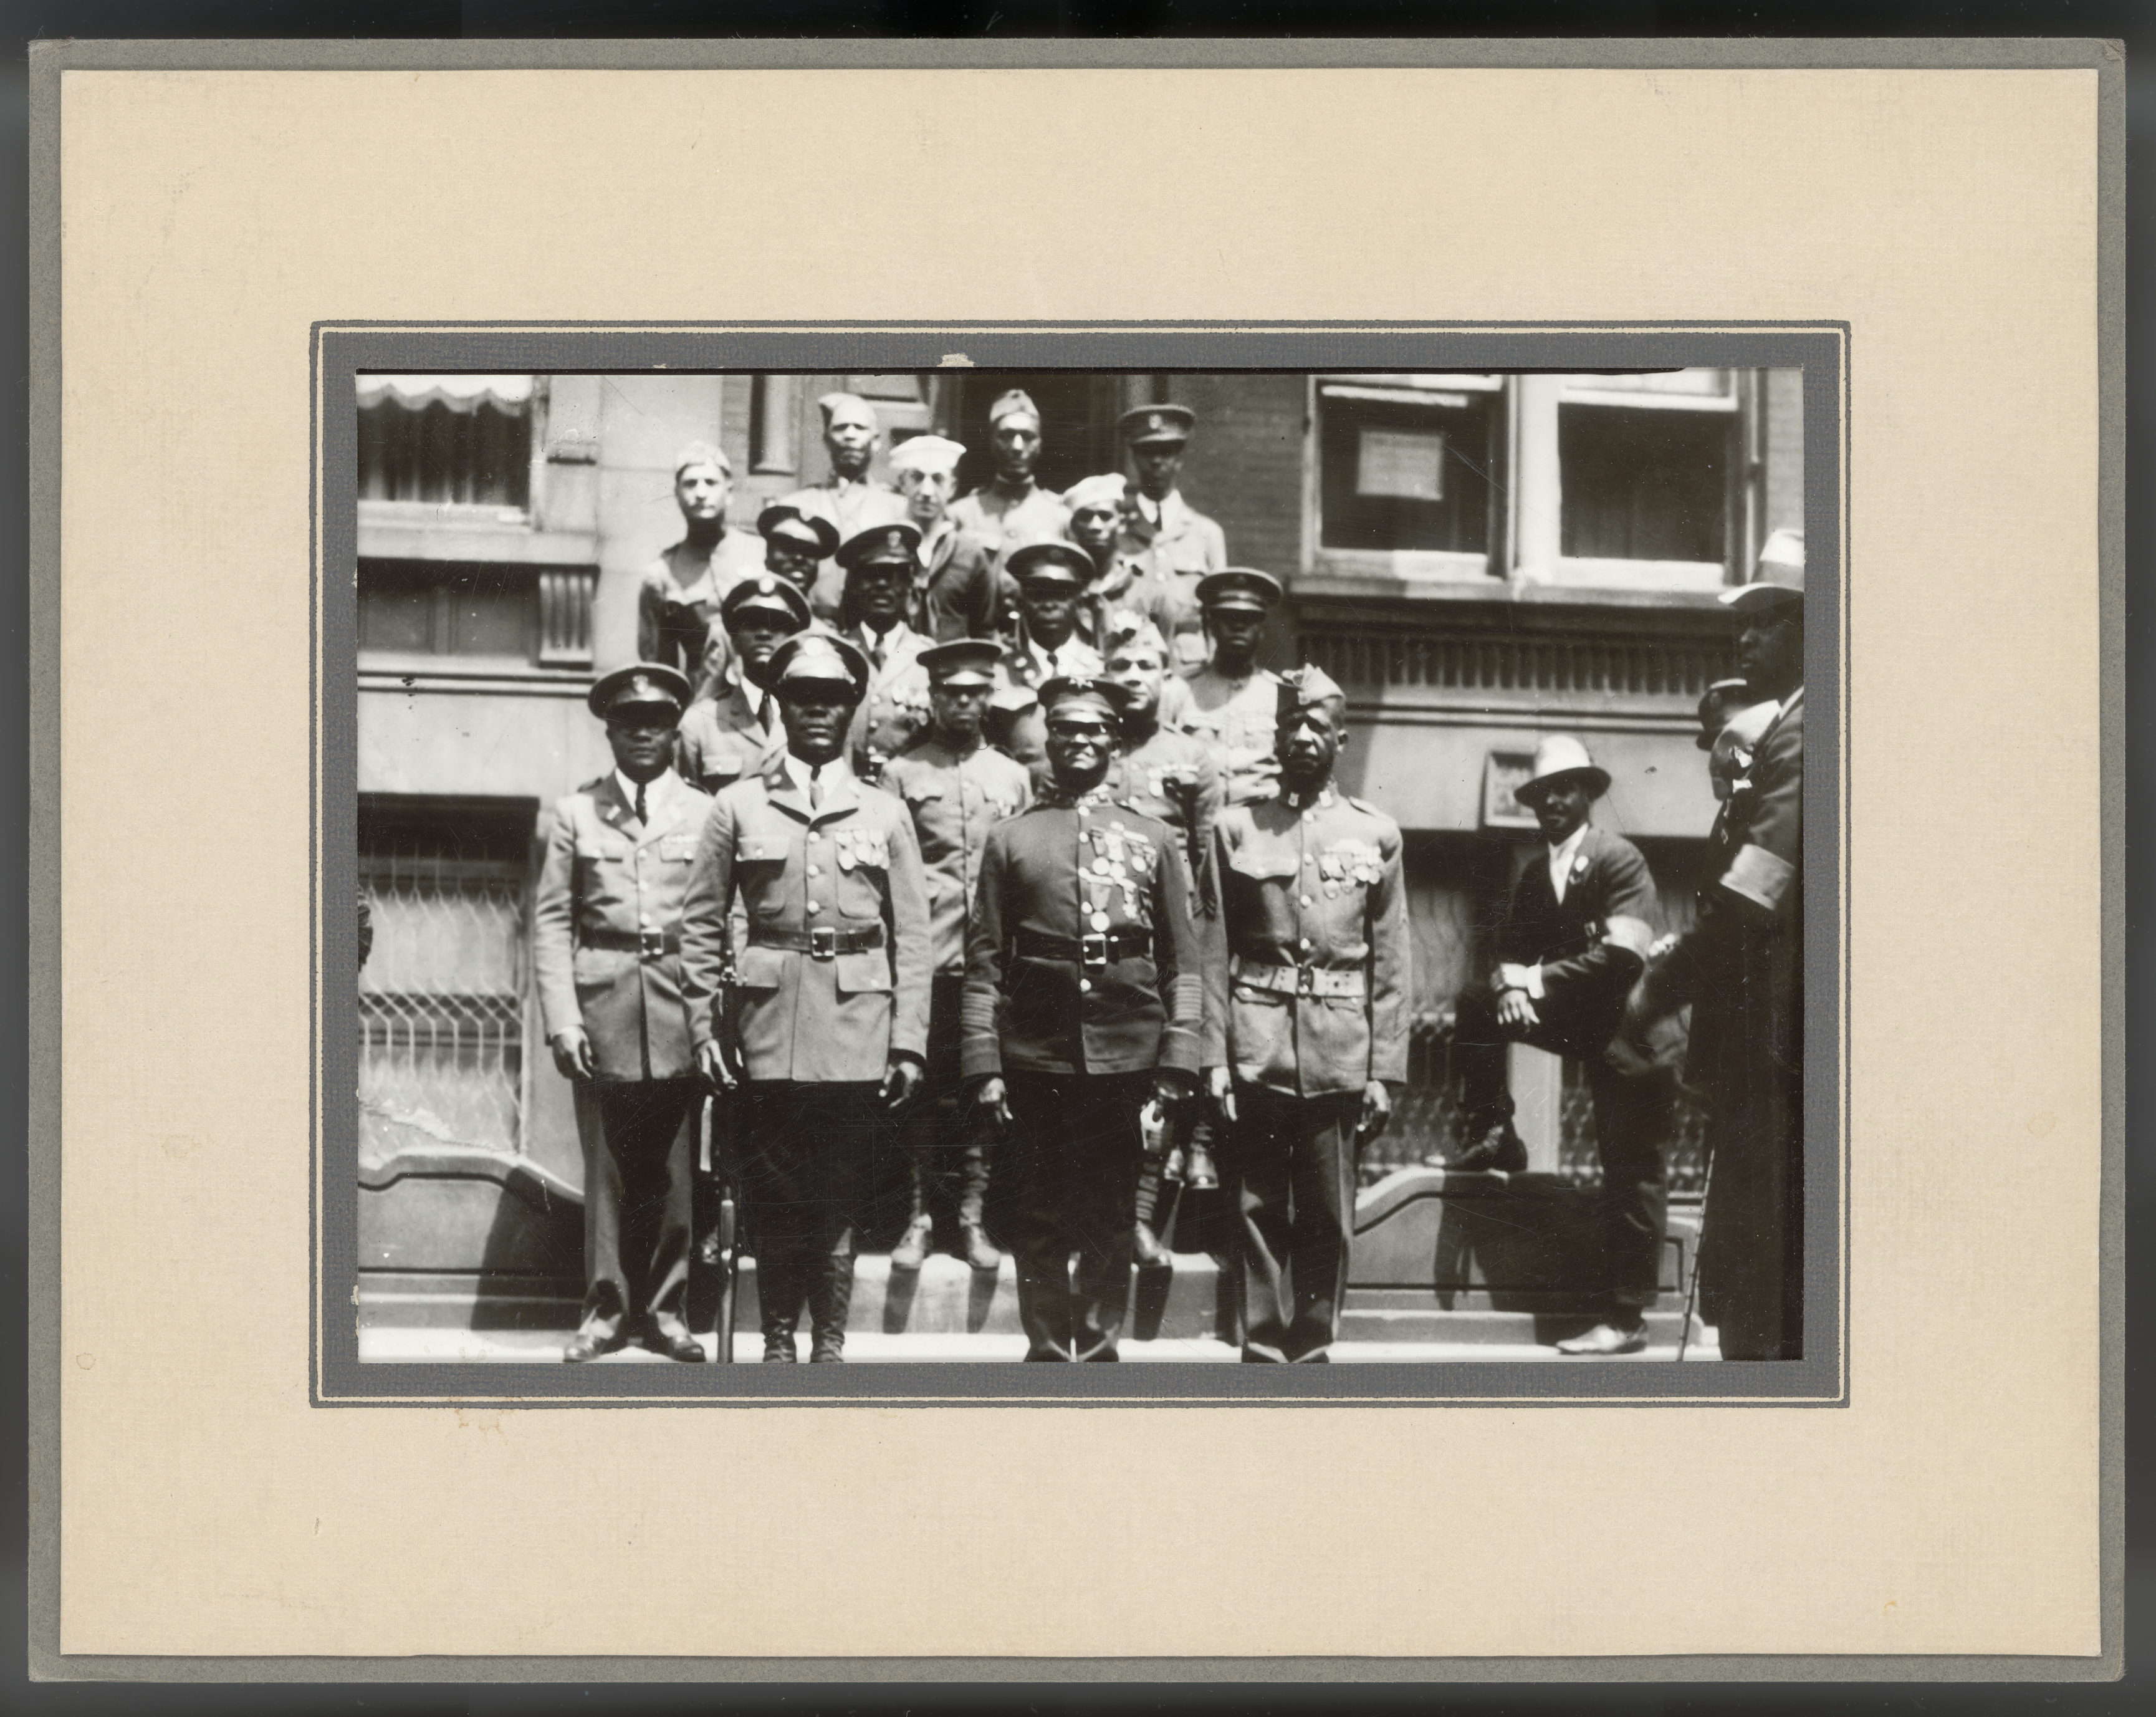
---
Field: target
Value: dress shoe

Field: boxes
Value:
[889,1213,934,1272]
[809,1336,846,1364]
[960,1222,1003,1272]
[1132,1219,1172,1270]
[648,1323,707,1364]
[1182,1141,1219,1190]
[1449,1122,1527,1174]
[762,1334,798,1363]
[1556,1320,1649,1356]
[562,1327,623,1364]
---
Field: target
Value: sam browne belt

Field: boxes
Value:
[749,922,886,961]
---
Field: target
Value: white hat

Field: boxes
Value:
[888,434,967,476]
[1063,473,1131,514]
[1515,734,1611,804]
[1722,527,1805,611]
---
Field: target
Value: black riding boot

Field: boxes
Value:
[759,1258,801,1363]
[809,1253,855,1363]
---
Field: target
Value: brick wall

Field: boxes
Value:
[1171,372,1308,582]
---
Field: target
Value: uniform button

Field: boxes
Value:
[1300,938,1312,951]
[808,833,822,845]
[807,865,820,877]
[1079,979,1092,993]
[1300,895,1314,907]
[807,901,822,916]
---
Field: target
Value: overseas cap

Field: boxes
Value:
[917,639,1001,686]
[588,662,692,723]
[673,440,732,478]
[1038,676,1119,721]
[767,631,870,700]
[1197,567,1284,611]
[720,574,813,630]
[1006,540,1095,587]
[756,503,840,559]
[835,522,923,572]
[887,434,967,476]
[1103,611,1168,656]
[1062,473,1131,514]
[1722,527,1805,612]
[1515,734,1611,804]
[1276,664,1347,719]
[988,388,1042,430]
[1117,404,1195,446]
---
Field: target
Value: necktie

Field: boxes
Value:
[808,766,823,812]
[757,691,773,732]
[634,783,648,824]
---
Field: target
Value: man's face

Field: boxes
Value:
[992,417,1041,482]
[898,465,956,527]
[1020,584,1078,638]
[1132,443,1184,501]
[727,613,797,675]
[823,405,878,478]
[1104,642,1166,721]
[1069,503,1119,556]
[1276,704,1343,785]
[1525,776,1593,844]
[778,682,856,765]
[929,679,990,743]
[849,562,910,628]
[1044,707,1116,788]
[605,713,676,782]
[1736,605,1803,692]
[1207,607,1267,663]
[764,537,821,590]
[674,463,729,526]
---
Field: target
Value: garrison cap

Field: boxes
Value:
[673,440,732,479]
[1276,665,1348,720]
[756,503,840,559]
[1037,676,1119,721]
[1061,473,1131,514]
[988,388,1042,430]
[917,639,1002,686]
[835,521,922,572]
[1515,734,1611,804]
[1006,540,1095,587]
[719,573,813,630]
[887,433,967,477]
[1722,528,1805,612]
[588,662,692,723]
[1197,567,1284,611]
[767,631,870,700]
[1118,403,1195,446]
[1103,611,1168,656]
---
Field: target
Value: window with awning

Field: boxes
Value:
[357,373,536,510]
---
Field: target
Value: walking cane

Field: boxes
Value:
[711,1087,739,1364]
[1676,1135,1717,1363]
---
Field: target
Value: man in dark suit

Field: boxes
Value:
[961,676,1204,1361]
[532,663,712,1364]
[1449,735,1663,1355]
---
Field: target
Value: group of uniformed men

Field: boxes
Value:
[529,387,1806,1366]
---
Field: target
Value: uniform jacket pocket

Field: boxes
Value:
[735,944,787,992]
[835,950,893,994]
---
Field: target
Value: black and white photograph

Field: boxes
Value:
[350,365,1808,1370]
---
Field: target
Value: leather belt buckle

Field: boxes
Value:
[1080,933,1110,969]
[1295,963,1316,997]
[809,926,837,961]
[638,928,667,960]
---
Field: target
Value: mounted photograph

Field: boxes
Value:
[345,362,1810,1373]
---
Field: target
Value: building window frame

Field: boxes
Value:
[355,374,555,559]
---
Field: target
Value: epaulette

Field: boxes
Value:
[574,774,610,795]
[1346,795,1391,820]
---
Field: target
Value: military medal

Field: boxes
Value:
[1091,911,1111,931]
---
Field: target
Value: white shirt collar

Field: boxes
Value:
[616,768,675,813]
[782,753,852,797]
[1547,821,1589,902]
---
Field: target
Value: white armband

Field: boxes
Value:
[1722,842,1797,913]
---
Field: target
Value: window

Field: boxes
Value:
[358,799,535,1167]
[1313,376,1503,579]
[1554,371,1739,586]
[357,375,538,515]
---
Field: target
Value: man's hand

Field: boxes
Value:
[694,1039,734,1095]
[549,1027,594,1082]
[1356,1079,1392,1142]
[1206,1065,1237,1125]
[1497,987,1540,1031]
[972,1075,1013,1132]
[1152,1071,1195,1115]
[879,1054,923,1110]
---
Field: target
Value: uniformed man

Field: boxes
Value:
[961,676,1204,1362]
[1639,531,1806,1362]
[533,663,712,1364]
[778,393,908,580]
[674,574,809,795]
[833,522,936,777]
[1116,403,1227,669]
[868,433,1008,643]
[1062,473,1193,653]
[757,503,840,600]
[638,442,768,686]
[949,388,1069,556]
[1447,734,1664,1355]
[1205,666,1409,1364]
[679,632,932,1363]
[1100,616,1224,1263]
[879,640,1035,1273]
[994,542,1108,772]
[1178,569,1286,806]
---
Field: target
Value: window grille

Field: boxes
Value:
[358,844,529,1166]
